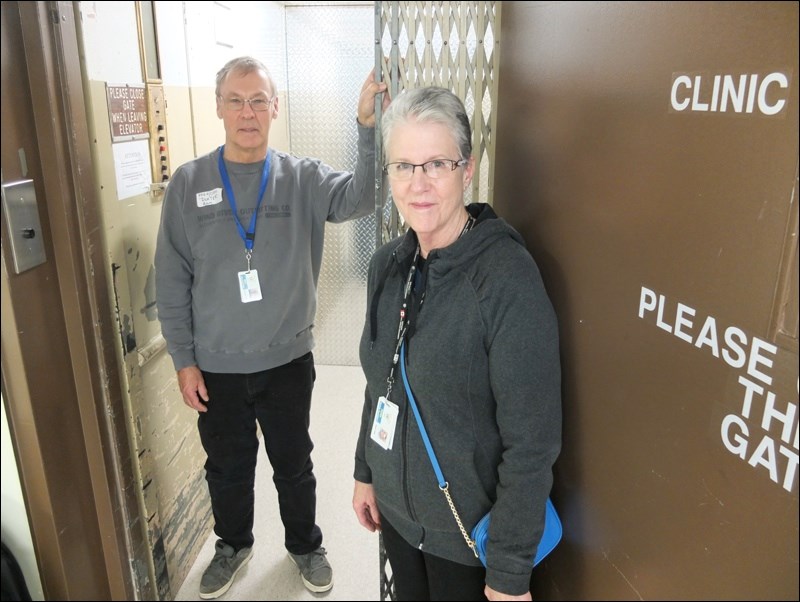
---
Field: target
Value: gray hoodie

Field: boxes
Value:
[355,203,562,595]
[155,124,375,373]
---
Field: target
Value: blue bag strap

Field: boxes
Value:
[400,341,447,488]
[401,341,480,559]
[401,340,563,566]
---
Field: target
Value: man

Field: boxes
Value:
[155,56,388,599]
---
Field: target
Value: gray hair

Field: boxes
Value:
[381,86,472,160]
[215,56,276,98]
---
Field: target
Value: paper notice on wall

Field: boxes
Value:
[113,139,151,200]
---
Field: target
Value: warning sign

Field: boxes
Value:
[106,84,149,142]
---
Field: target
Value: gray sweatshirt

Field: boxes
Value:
[155,124,375,373]
[355,203,562,595]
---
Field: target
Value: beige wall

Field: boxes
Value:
[495,2,798,599]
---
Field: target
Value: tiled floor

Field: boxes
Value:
[174,364,382,601]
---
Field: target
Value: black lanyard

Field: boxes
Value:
[384,244,419,398]
[384,214,475,398]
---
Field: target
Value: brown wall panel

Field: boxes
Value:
[495,2,798,599]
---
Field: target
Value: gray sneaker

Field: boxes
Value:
[288,546,333,593]
[199,540,253,599]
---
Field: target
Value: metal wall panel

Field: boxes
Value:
[284,3,501,366]
[285,5,376,366]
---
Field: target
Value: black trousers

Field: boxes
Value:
[198,352,322,554]
[380,514,488,601]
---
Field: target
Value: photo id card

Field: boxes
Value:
[370,396,398,451]
[238,269,263,303]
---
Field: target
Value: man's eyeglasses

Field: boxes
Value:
[383,159,466,181]
[219,96,275,112]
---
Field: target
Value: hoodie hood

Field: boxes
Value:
[367,202,527,343]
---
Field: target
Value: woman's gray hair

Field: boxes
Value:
[215,56,276,98]
[381,86,472,159]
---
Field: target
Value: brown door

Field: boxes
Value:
[1,2,148,599]
[494,2,798,599]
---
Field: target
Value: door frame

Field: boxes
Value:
[1,2,153,599]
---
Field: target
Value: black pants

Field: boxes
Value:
[198,352,322,554]
[380,514,487,601]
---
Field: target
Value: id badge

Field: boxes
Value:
[238,269,263,303]
[370,396,398,450]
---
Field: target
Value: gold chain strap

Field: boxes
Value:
[440,482,479,558]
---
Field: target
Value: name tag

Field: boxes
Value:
[238,269,262,303]
[197,188,223,207]
[370,396,398,450]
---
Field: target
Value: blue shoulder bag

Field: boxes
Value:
[399,341,562,567]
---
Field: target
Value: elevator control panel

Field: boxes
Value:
[146,83,171,192]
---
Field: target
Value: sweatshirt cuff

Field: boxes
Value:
[357,120,376,145]
[170,348,196,372]
[353,458,372,483]
[485,568,533,598]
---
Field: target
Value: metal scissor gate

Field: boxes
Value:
[373,2,501,598]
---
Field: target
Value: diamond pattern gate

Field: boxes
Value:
[374,1,502,242]
[373,3,502,599]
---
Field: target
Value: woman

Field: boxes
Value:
[352,86,561,601]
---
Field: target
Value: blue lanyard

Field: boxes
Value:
[217,145,271,252]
